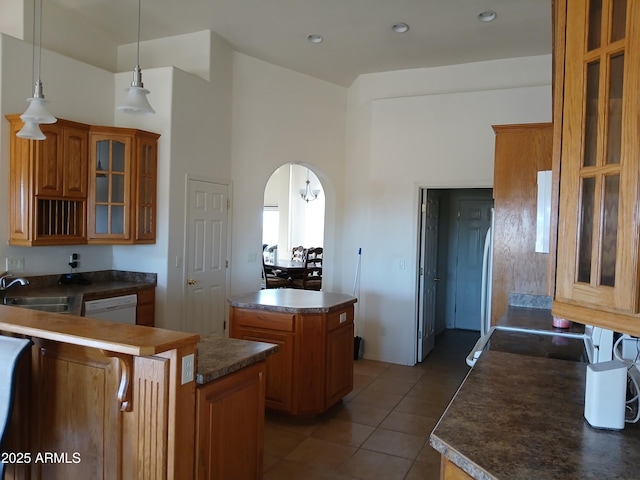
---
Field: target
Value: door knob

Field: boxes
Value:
[187,278,198,285]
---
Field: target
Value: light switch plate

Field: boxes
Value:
[181,353,195,385]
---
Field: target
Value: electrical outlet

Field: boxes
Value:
[181,353,195,385]
[5,257,25,271]
[339,312,347,323]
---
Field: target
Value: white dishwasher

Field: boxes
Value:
[83,294,138,324]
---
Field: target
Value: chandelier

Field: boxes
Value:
[299,169,320,203]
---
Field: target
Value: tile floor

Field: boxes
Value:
[263,329,480,480]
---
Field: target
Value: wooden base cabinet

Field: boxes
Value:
[230,305,354,416]
[195,362,266,480]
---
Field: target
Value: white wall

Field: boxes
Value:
[230,53,347,296]
[113,31,233,331]
[0,34,115,276]
[342,55,553,365]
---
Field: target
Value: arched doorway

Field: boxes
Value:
[262,163,325,268]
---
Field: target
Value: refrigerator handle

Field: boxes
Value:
[480,227,492,337]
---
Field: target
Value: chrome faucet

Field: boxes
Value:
[0,272,29,303]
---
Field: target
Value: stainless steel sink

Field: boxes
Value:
[3,295,74,313]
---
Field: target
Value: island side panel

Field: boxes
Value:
[229,308,295,413]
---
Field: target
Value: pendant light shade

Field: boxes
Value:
[16,120,46,140]
[17,0,56,140]
[20,91,56,124]
[117,0,155,115]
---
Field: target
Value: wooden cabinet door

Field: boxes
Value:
[62,125,89,198]
[30,341,122,480]
[196,362,266,480]
[88,131,133,242]
[554,0,640,335]
[326,320,354,408]
[232,325,294,412]
[134,133,158,242]
[34,124,63,196]
[136,287,155,327]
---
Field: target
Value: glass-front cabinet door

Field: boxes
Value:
[554,0,640,333]
[88,132,133,242]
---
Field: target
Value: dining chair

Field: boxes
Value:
[262,258,292,289]
[293,247,323,290]
[0,336,31,480]
[291,246,305,262]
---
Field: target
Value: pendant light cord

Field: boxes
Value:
[136,0,141,67]
[37,0,42,83]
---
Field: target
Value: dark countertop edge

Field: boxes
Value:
[195,336,279,385]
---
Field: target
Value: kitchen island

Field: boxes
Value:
[430,306,640,479]
[229,288,357,415]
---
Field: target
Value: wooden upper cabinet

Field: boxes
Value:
[6,115,89,245]
[87,126,159,244]
[553,0,640,335]
[6,116,159,246]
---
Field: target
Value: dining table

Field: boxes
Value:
[264,259,305,279]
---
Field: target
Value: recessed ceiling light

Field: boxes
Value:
[307,34,323,44]
[392,22,409,33]
[478,10,497,22]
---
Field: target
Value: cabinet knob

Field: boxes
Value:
[187,278,198,285]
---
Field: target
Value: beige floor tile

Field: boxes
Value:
[393,394,448,418]
[349,388,403,410]
[332,402,390,427]
[264,459,340,480]
[353,360,390,377]
[263,454,279,472]
[416,443,442,465]
[263,426,307,459]
[380,364,426,383]
[365,377,416,396]
[265,412,319,436]
[405,458,440,480]
[353,373,376,389]
[311,418,375,447]
[339,449,413,480]
[379,410,439,437]
[361,428,427,460]
[284,437,356,469]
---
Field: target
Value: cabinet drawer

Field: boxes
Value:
[327,308,353,331]
[233,309,295,332]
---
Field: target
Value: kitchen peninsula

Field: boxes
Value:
[430,306,640,479]
[1,303,278,480]
[229,289,357,416]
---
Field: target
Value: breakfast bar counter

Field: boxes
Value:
[430,337,640,479]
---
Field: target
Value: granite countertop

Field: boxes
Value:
[228,288,357,314]
[430,350,640,479]
[4,270,157,316]
[196,335,278,385]
[430,302,640,479]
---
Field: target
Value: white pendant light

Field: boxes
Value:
[17,0,56,140]
[16,120,45,140]
[117,0,155,115]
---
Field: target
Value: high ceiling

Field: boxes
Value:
[52,0,552,87]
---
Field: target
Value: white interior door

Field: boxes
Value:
[417,189,439,362]
[184,179,229,337]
